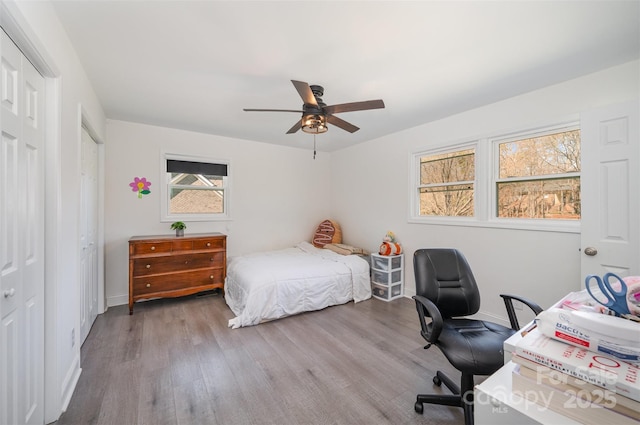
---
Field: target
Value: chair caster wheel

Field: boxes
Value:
[414,401,423,414]
[433,375,442,386]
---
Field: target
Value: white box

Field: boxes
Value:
[370,253,404,301]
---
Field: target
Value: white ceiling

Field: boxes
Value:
[51,0,640,152]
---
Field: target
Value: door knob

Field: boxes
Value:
[584,247,598,256]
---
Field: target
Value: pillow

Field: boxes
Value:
[312,219,342,247]
[324,243,365,256]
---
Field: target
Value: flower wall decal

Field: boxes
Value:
[129,177,151,198]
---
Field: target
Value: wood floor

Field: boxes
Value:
[54,293,466,425]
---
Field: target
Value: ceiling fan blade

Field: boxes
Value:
[324,99,385,115]
[243,108,303,113]
[286,120,302,134]
[291,80,318,107]
[326,115,359,133]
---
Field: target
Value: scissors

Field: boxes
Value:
[585,272,631,316]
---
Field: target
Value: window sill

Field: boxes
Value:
[407,216,580,234]
[161,214,232,223]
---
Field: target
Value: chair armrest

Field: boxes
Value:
[413,295,443,345]
[500,294,543,331]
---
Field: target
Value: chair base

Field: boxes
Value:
[415,371,475,425]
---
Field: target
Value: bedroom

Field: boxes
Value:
[0,1,638,424]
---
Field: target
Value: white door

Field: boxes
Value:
[0,29,45,425]
[79,127,99,343]
[580,100,640,281]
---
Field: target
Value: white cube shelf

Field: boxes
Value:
[370,253,404,301]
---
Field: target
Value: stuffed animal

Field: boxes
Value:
[379,231,402,256]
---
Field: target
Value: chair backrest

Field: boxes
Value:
[413,248,481,318]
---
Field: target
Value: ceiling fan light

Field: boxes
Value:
[301,114,328,134]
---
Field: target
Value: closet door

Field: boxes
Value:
[80,127,98,343]
[0,29,45,425]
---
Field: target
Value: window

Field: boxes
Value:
[410,121,581,231]
[494,127,580,220]
[416,146,475,217]
[161,154,230,222]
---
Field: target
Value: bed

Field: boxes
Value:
[225,241,371,329]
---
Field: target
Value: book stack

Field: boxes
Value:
[513,327,640,425]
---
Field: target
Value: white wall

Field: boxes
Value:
[7,0,107,422]
[331,60,640,324]
[104,120,332,306]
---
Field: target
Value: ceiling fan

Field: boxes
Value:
[243,80,385,134]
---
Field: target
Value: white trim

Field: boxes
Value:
[469,310,511,329]
[59,354,81,413]
[0,1,57,76]
[408,117,583,234]
[408,139,478,221]
[106,293,129,308]
[160,151,232,222]
[43,75,62,425]
[488,120,581,228]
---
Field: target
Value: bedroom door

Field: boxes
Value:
[580,100,639,281]
[0,28,45,425]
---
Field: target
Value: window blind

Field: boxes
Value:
[167,160,227,176]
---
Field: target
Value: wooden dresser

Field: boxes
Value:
[128,233,226,314]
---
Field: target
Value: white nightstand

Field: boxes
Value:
[370,253,404,301]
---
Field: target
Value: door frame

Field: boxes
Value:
[0,2,63,423]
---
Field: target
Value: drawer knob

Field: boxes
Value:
[151,246,156,251]
[210,275,214,279]
[146,283,151,288]
[206,242,211,247]
[185,260,189,264]
[146,264,151,269]
[210,257,214,262]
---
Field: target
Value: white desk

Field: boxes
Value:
[474,319,584,425]
[474,361,581,425]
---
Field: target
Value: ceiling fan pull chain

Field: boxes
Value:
[313,134,316,160]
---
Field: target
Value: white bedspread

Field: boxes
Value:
[225,241,371,329]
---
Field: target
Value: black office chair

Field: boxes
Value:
[412,248,542,425]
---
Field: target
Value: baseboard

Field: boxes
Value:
[60,354,81,414]
[469,310,511,328]
[107,293,128,307]
[403,287,511,327]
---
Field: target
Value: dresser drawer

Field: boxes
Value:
[133,268,224,296]
[193,237,225,250]
[132,252,224,276]
[172,240,193,251]
[133,241,172,255]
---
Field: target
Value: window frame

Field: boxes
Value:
[409,140,481,226]
[409,120,581,233]
[160,152,231,222]
[488,122,580,231]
